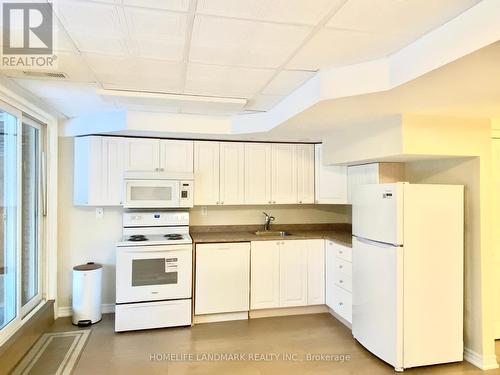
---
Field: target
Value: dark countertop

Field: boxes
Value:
[190,223,352,247]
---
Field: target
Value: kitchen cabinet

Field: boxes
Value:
[74,136,125,206]
[195,243,250,315]
[251,239,325,310]
[325,240,352,323]
[124,138,160,172]
[194,141,220,205]
[250,241,280,309]
[279,241,308,307]
[244,143,272,204]
[347,162,405,203]
[271,144,298,204]
[297,144,315,204]
[220,142,245,205]
[314,144,348,204]
[307,240,325,305]
[159,139,193,173]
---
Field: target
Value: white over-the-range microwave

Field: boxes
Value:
[123,172,194,209]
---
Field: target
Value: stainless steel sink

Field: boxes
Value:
[254,230,291,237]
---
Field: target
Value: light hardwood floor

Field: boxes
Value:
[47,313,500,375]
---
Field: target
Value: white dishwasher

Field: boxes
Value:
[195,242,250,316]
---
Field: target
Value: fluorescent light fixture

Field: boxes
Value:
[96,88,247,105]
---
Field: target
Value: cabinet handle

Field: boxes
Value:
[339,250,343,254]
[339,302,343,306]
[339,265,343,269]
[273,201,276,204]
[268,201,271,204]
[276,241,280,245]
[281,241,284,245]
[160,168,164,171]
[299,200,302,204]
[339,280,343,283]
[221,201,224,205]
[216,201,219,205]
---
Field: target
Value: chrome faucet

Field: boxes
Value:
[262,212,275,231]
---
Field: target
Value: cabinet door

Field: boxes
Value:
[314,144,348,204]
[250,241,280,309]
[347,163,379,203]
[297,144,315,204]
[244,143,272,204]
[307,240,325,305]
[102,137,125,205]
[195,243,250,315]
[325,241,335,309]
[271,144,297,204]
[194,141,220,205]
[74,136,103,205]
[159,140,193,173]
[279,241,308,307]
[220,142,245,205]
[124,138,160,172]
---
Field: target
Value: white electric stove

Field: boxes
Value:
[115,211,192,332]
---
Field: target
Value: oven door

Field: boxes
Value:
[124,179,180,208]
[116,244,192,304]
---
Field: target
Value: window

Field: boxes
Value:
[0,100,45,338]
[0,109,18,330]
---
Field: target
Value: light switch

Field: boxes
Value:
[96,207,104,219]
[201,206,208,216]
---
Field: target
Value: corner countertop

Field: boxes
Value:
[190,223,352,247]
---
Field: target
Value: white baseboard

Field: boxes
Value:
[463,347,499,370]
[249,305,328,319]
[57,304,115,318]
[194,311,248,324]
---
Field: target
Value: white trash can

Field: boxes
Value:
[72,262,103,326]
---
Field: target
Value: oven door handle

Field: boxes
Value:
[118,247,190,253]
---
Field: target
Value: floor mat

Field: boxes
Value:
[12,330,90,375]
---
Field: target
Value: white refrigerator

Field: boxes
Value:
[352,182,464,372]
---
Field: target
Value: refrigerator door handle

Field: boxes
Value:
[352,235,402,248]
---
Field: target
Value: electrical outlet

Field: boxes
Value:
[201,206,208,216]
[96,207,104,219]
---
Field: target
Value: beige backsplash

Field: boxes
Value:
[189,204,351,226]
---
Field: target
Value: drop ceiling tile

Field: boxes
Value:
[287,28,406,70]
[123,0,190,11]
[190,16,311,68]
[262,70,315,96]
[129,39,185,61]
[124,7,188,41]
[85,55,185,92]
[185,63,275,98]
[196,0,344,25]
[54,1,125,38]
[326,0,481,39]
[245,94,283,111]
[70,34,129,56]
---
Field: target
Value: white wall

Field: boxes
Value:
[57,137,350,309]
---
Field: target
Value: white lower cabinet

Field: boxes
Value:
[251,239,325,310]
[326,240,353,323]
[279,241,308,307]
[195,243,250,315]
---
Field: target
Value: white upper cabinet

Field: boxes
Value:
[102,137,125,205]
[244,143,272,205]
[271,144,298,204]
[297,144,315,204]
[347,162,405,203]
[124,138,160,172]
[160,140,193,173]
[220,142,245,205]
[74,136,125,206]
[279,241,308,307]
[194,141,220,205]
[314,144,348,204]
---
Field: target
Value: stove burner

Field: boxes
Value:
[128,235,148,242]
[164,234,184,240]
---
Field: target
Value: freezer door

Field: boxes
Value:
[352,236,403,370]
[352,183,403,245]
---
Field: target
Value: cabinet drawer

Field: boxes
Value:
[334,270,352,292]
[335,258,352,277]
[335,244,352,262]
[332,285,352,323]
